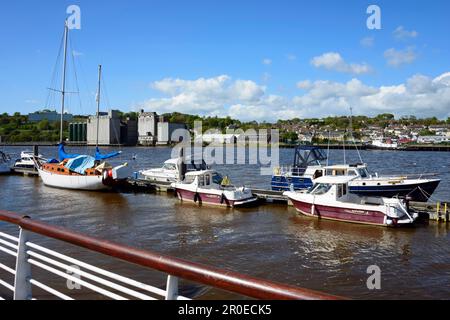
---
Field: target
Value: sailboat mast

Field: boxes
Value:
[96,65,102,148]
[59,21,69,144]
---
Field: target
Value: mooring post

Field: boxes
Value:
[165,275,179,300]
[13,228,32,300]
[444,203,448,223]
[436,202,441,222]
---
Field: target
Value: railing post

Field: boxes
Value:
[14,228,32,300]
[165,275,179,300]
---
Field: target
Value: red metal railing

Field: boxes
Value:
[0,210,343,300]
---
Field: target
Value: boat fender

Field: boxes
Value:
[220,193,227,204]
[194,192,200,203]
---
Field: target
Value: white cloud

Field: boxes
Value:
[311,52,372,75]
[72,50,84,57]
[138,73,450,121]
[360,37,374,48]
[384,47,417,67]
[393,26,418,40]
[262,58,272,65]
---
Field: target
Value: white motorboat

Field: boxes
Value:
[139,157,209,183]
[172,170,258,208]
[284,176,418,227]
[13,151,47,172]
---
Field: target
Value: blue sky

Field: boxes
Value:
[0,0,449,121]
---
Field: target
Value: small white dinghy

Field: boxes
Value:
[284,176,418,227]
[172,170,258,208]
[0,151,12,174]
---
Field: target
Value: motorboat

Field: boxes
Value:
[369,138,399,150]
[171,170,258,207]
[12,151,48,174]
[271,145,440,202]
[0,151,11,174]
[139,157,208,183]
[284,176,418,227]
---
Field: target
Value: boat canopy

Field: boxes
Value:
[65,155,96,175]
[95,147,121,161]
[58,144,80,161]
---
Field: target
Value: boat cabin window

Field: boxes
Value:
[184,175,196,184]
[313,170,323,179]
[205,174,211,186]
[309,183,331,195]
[212,173,223,185]
[162,163,177,171]
[326,169,346,176]
[198,175,205,186]
[336,184,347,198]
[347,169,357,176]
[358,168,369,178]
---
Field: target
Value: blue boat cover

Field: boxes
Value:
[65,155,96,175]
[58,144,80,161]
[95,147,121,161]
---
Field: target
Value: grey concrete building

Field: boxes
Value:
[87,110,138,146]
[138,110,186,145]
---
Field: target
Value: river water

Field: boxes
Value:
[0,146,449,299]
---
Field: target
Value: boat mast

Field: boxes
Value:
[96,65,102,148]
[59,21,69,144]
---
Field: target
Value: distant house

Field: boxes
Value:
[417,135,449,144]
[28,110,73,122]
[428,125,450,136]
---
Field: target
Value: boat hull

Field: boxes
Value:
[38,168,109,191]
[290,198,388,226]
[349,179,440,202]
[175,188,258,208]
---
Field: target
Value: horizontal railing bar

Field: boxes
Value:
[0,210,343,300]
[0,232,19,242]
[0,245,17,257]
[29,279,74,300]
[27,250,157,300]
[0,262,15,275]
[0,238,18,250]
[26,241,167,298]
[28,258,128,300]
[0,279,14,292]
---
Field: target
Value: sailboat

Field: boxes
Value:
[37,22,131,191]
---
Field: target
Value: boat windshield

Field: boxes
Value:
[162,163,177,171]
[308,183,331,195]
[358,168,369,178]
[212,172,223,185]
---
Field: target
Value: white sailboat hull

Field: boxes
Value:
[37,168,109,191]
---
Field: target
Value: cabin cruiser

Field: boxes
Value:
[171,170,258,208]
[13,151,47,172]
[0,151,12,174]
[284,176,418,227]
[271,145,440,202]
[369,138,399,150]
[139,157,209,183]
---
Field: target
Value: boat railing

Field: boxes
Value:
[374,173,439,180]
[0,210,342,300]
